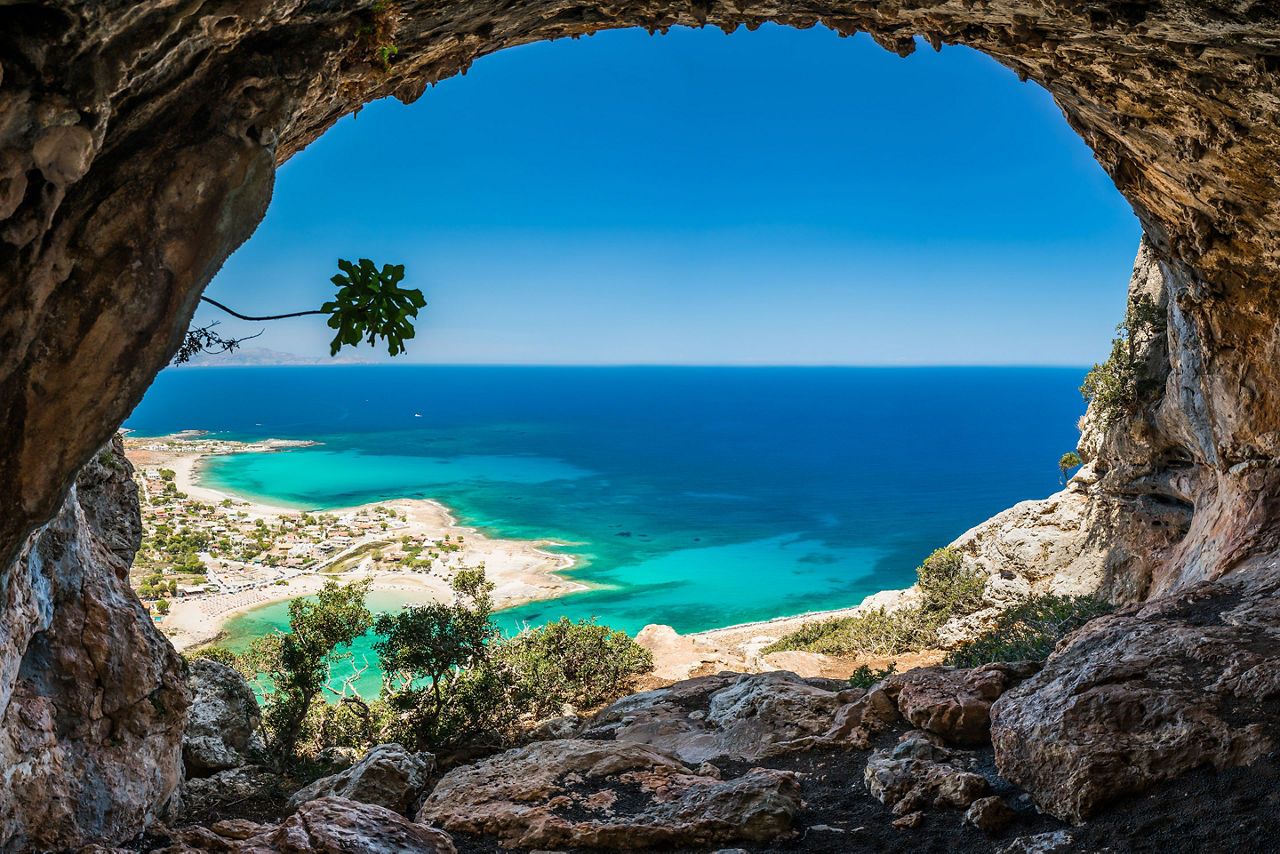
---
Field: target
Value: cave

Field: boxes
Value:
[3,0,1280,849]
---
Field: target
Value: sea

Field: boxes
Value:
[125,366,1085,693]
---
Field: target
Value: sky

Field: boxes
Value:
[193,24,1142,366]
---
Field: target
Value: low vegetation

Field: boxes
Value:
[1080,293,1168,426]
[765,546,1114,673]
[1058,451,1082,482]
[848,662,896,689]
[763,547,984,657]
[942,594,1115,668]
[218,571,652,767]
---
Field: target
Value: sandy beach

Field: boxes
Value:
[125,435,585,652]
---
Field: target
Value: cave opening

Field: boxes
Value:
[122,24,1147,687]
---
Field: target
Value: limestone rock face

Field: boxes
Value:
[416,738,801,849]
[0,437,189,850]
[990,568,1280,823]
[184,658,263,775]
[241,797,456,854]
[285,743,436,815]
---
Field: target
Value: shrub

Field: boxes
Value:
[762,605,937,657]
[494,618,654,720]
[374,570,652,752]
[1081,294,1167,426]
[848,662,896,689]
[1058,451,1082,482]
[916,547,985,616]
[942,594,1115,668]
[763,547,985,657]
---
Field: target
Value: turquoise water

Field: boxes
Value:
[127,366,1085,694]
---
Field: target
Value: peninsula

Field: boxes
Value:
[123,433,583,651]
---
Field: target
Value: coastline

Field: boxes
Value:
[125,435,587,652]
[124,433,919,680]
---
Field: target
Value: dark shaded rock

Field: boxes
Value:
[964,795,1016,833]
[991,569,1280,822]
[882,662,1037,745]
[864,748,990,816]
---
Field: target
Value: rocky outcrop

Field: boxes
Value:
[990,567,1280,823]
[416,738,801,849]
[242,797,456,854]
[589,671,868,763]
[0,438,188,850]
[286,743,436,815]
[6,2,1280,847]
[185,658,263,775]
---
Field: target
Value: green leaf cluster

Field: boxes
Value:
[323,258,426,357]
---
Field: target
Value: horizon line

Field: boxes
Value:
[171,362,1092,370]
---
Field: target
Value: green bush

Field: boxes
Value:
[1081,294,1167,426]
[763,547,985,657]
[848,662,896,689]
[493,618,654,720]
[916,547,985,616]
[942,594,1114,668]
[1058,451,1082,482]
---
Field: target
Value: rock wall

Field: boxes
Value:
[3,1,1280,848]
[0,437,188,850]
[940,234,1280,613]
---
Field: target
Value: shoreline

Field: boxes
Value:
[124,433,916,680]
[124,434,588,652]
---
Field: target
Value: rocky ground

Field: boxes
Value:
[121,622,1280,854]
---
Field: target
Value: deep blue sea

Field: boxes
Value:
[126,366,1085,642]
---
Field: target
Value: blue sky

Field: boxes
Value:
[196,24,1141,365]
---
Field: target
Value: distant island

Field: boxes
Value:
[175,346,376,367]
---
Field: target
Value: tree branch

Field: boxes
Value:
[200,296,327,322]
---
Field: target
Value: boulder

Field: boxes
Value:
[286,744,435,815]
[184,658,262,775]
[991,571,1280,822]
[591,671,864,764]
[864,749,990,815]
[964,796,1016,832]
[416,738,801,849]
[241,797,455,854]
[882,662,1039,745]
